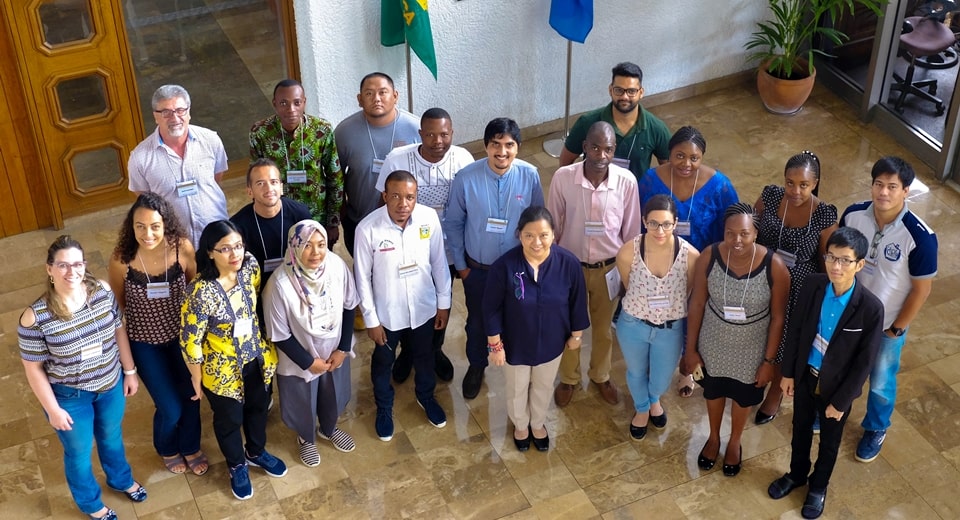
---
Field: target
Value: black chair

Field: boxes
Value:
[890,15,957,115]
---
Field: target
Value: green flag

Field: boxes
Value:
[380,0,438,79]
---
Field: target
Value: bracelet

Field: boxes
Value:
[570,336,582,341]
[762,357,777,365]
[487,341,504,353]
[123,367,138,375]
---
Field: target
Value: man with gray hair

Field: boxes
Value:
[128,84,229,246]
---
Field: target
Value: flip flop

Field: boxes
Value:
[162,455,187,474]
[184,451,209,476]
[678,374,696,398]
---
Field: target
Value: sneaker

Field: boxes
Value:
[812,415,820,435]
[855,430,886,463]
[228,463,253,500]
[376,408,394,441]
[417,397,447,428]
[318,427,356,452]
[245,449,288,477]
[297,437,320,467]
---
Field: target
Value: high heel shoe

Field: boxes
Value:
[697,440,718,470]
[722,445,742,476]
[754,396,783,425]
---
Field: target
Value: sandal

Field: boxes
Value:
[678,374,696,398]
[119,481,147,502]
[162,454,187,474]
[184,451,209,476]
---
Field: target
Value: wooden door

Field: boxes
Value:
[4,0,142,219]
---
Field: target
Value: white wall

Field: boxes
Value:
[294,0,767,143]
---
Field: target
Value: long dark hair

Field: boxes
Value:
[113,192,188,264]
[195,220,242,281]
[45,235,100,321]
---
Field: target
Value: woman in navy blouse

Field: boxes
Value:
[483,206,589,452]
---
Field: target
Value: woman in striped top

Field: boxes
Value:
[18,236,146,520]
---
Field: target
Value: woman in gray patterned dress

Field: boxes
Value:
[684,203,790,476]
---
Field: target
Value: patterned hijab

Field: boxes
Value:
[282,220,329,317]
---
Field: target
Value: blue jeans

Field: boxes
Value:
[616,313,684,413]
[861,331,907,432]
[51,380,134,515]
[371,319,436,410]
[131,339,201,457]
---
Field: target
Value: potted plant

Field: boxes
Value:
[745,0,886,114]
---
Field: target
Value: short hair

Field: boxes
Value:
[360,72,395,91]
[826,227,869,261]
[871,156,915,188]
[273,78,302,98]
[515,206,555,237]
[421,107,451,123]
[195,220,242,281]
[113,192,189,263]
[384,170,417,189]
[246,158,280,186]
[785,150,822,196]
[586,121,615,141]
[483,117,521,146]
[611,62,643,84]
[152,85,190,110]
[724,202,758,229]
[668,126,707,155]
[643,194,678,220]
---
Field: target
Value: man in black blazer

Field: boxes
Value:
[767,227,883,519]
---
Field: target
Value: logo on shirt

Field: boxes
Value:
[377,239,395,252]
[515,194,525,203]
[884,243,901,262]
[419,224,431,240]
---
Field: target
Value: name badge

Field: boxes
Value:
[584,221,605,236]
[862,259,878,276]
[233,317,253,338]
[675,220,692,236]
[398,263,418,278]
[648,294,671,309]
[776,249,797,269]
[287,169,307,184]
[723,305,747,321]
[372,159,384,174]
[419,224,432,240]
[263,258,283,273]
[611,157,630,169]
[486,217,508,234]
[813,333,828,355]
[146,282,171,299]
[79,340,102,361]
[176,180,198,198]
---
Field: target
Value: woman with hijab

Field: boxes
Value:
[262,220,359,467]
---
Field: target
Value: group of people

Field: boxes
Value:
[17,61,938,520]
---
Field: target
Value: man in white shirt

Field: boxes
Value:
[376,107,474,385]
[354,170,452,442]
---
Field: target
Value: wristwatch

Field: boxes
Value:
[888,326,906,337]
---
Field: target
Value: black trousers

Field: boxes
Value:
[203,358,272,467]
[788,369,850,490]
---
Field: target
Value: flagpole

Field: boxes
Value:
[543,40,573,158]
[406,43,414,112]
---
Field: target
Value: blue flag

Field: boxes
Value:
[549,0,593,43]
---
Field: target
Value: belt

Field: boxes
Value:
[642,318,678,329]
[808,365,820,378]
[465,255,491,271]
[581,257,616,269]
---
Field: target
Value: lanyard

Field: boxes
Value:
[670,166,701,222]
[253,204,283,259]
[365,108,398,160]
[278,117,306,171]
[776,196,815,251]
[136,242,169,284]
[722,243,757,310]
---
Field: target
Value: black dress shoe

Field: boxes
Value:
[434,351,454,382]
[629,424,647,440]
[697,441,718,470]
[513,433,530,452]
[801,488,827,519]
[754,408,776,425]
[650,411,667,429]
[531,427,550,452]
[462,365,484,399]
[722,445,742,476]
[768,474,806,499]
[392,347,413,384]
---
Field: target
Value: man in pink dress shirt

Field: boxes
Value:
[548,121,643,406]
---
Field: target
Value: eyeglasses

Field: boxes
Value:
[646,220,675,231]
[212,243,245,255]
[612,87,640,97]
[823,254,857,267]
[513,272,525,301]
[153,107,189,119]
[50,261,87,273]
[869,231,883,260]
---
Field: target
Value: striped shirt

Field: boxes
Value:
[18,283,124,392]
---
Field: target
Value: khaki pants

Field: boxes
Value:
[559,263,617,385]
[504,355,563,431]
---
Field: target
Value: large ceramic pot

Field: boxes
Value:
[756,58,816,115]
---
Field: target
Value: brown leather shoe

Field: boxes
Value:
[554,383,575,407]
[594,380,620,404]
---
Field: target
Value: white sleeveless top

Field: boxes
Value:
[621,235,691,323]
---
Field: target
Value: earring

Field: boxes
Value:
[49,276,54,285]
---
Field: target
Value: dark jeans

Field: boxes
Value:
[203,358,272,467]
[461,267,489,367]
[371,319,436,410]
[131,339,201,457]
[789,369,850,490]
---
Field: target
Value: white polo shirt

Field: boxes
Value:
[840,201,937,328]
[354,203,452,331]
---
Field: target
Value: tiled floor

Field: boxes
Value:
[3,81,960,519]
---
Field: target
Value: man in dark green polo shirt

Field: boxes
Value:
[559,62,671,181]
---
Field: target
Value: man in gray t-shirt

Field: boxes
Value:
[335,72,420,257]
